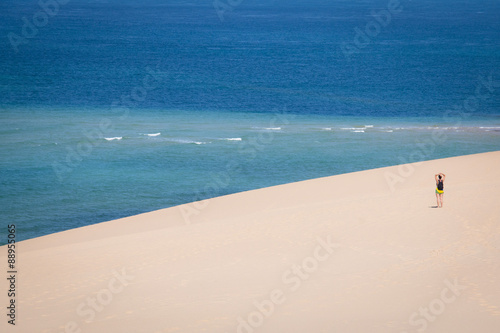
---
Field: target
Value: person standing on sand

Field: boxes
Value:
[435,173,446,208]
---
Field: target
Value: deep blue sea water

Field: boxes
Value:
[1,0,499,243]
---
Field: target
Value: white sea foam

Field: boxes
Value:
[182,140,207,145]
[428,127,460,130]
[251,126,283,131]
[352,130,365,133]
[342,125,372,131]
[104,137,122,141]
[146,133,161,137]
[321,127,332,131]
[221,138,242,141]
[169,138,208,145]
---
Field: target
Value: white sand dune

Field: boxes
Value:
[1,151,499,333]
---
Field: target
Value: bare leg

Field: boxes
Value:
[440,193,444,208]
[436,192,440,207]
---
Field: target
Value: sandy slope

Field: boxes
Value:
[1,151,499,333]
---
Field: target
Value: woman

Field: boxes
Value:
[435,173,446,208]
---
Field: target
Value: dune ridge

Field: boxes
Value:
[1,151,499,333]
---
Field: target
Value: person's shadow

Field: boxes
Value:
[429,206,439,208]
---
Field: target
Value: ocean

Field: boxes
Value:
[1,0,499,243]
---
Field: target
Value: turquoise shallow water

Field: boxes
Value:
[1,107,499,243]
